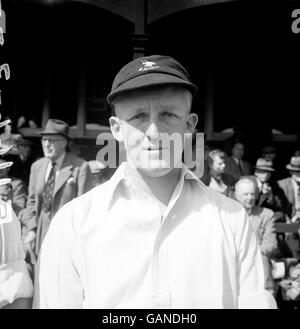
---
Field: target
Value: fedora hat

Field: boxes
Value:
[286,156,300,172]
[255,158,275,172]
[39,119,70,139]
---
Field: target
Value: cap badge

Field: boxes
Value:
[138,59,159,72]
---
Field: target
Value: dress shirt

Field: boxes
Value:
[0,201,33,308]
[209,176,227,194]
[35,162,277,309]
[44,152,66,183]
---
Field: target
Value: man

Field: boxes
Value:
[234,176,278,295]
[224,141,250,180]
[277,156,300,222]
[8,136,37,186]
[261,145,283,181]
[21,119,93,258]
[261,146,277,163]
[35,55,276,308]
[254,158,288,222]
[201,149,235,197]
[0,157,27,217]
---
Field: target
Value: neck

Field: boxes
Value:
[128,165,181,206]
[211,170,222,180]
[245,207,253,215]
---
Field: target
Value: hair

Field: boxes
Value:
[234,175,259,196]
[207,149,225,168]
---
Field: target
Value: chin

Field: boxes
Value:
[139,167,174,178]
[136,161,175,178]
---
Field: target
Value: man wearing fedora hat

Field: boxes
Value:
[254,158,288,223]
[21,119,93,260]
[278,156,300,223]
[34,55,276,308]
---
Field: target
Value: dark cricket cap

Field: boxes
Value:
[107,55,198,106]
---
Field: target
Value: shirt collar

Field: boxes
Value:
[233,156,240,164]
[105,161,201,210]
[52,151,66,170]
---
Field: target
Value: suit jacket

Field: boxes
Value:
[249,206,277,292]
[21,152,93,254]
[224,156,250,180]
[11,178,27,218]
[256,178,289,222]
[277,177,297,219]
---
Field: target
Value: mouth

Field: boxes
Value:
[144,147,165,151]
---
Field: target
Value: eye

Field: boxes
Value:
[128,113,148,121]
[161,111,177,118]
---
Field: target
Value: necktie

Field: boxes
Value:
[238,159,244,175]
[42,162,56,212]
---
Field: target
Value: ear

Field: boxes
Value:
[109,116,123,142]
[185,112,198,133]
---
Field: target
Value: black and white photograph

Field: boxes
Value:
[1,0,300,315]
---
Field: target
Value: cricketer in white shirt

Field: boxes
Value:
[34,55,276,309]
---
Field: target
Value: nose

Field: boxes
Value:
[43,140,51,147]
[145,121,160,140]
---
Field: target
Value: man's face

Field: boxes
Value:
[235,181,257,210]
[18,144,31,158]
[264,152,276,162]
[41,134,67,161]
[232,143,244,159]
[255,170,271,183]
[110,87,198,178]
[212,155,225,175]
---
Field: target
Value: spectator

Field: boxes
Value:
[261,146,277,163]
[7,136,37,186]
[254,158,288,222]
[224,141,250,180]
[0,116,20,155]
[261,145,284,181]
[277,156,300,222]
[201,149,235,196]
[235,176,278,295]
[21,119,93,260]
